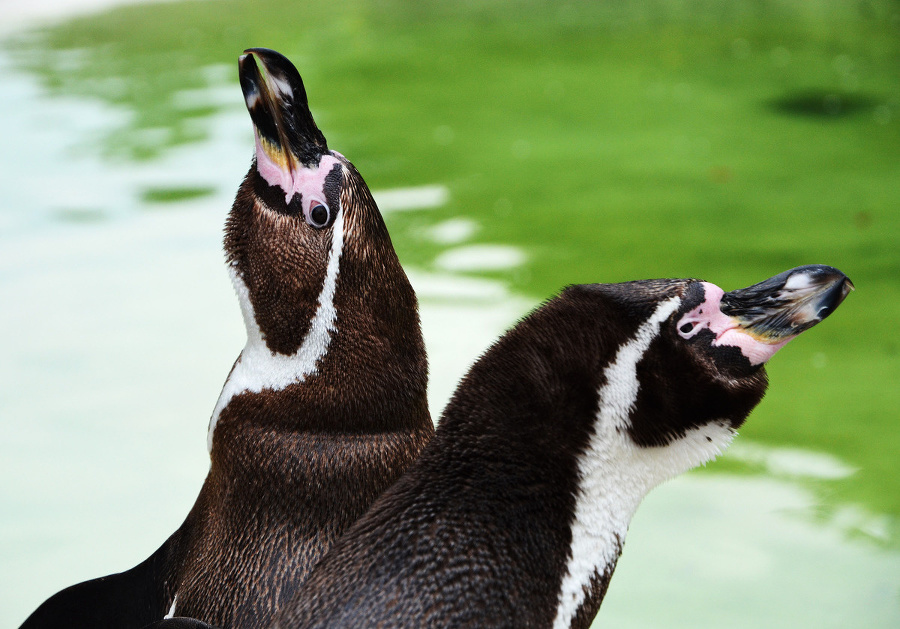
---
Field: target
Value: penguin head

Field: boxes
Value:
[566,265,852,453]
[224,48,406,357]
[529,266,852,629]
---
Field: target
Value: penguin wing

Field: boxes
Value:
[19,536,177,629]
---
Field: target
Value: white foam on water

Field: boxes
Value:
[434,244,527,272]
[729,442,858,480]
[426,217,478,245]
[373,184,449,212]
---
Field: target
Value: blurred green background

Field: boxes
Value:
[1,0,898,626]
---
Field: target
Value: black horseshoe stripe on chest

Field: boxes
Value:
[226,168,344,357]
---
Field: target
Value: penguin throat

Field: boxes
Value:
[677,282,790,366]
[552,296,736,629]
[254,132,342,205]
[206,208,346,453]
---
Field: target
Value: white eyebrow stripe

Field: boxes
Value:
[599,296,683,432]
[552,295,682,629]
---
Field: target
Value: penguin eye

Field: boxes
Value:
[306,203,332,229]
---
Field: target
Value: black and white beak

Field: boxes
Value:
[239,47,328,171]
[678,265,853,366]
[721,264,854,342]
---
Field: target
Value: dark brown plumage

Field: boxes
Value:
[20,49,433,629]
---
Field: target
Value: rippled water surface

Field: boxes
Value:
[1,1,899,626]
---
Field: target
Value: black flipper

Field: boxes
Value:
[19,533,179,629]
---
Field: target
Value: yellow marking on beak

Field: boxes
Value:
[729,316,793,344]
[741,328,785,344]
[249,51,300,174]
[258,135,294,172]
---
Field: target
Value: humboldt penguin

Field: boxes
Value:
[270,265,852,629]
[20,48,433,629]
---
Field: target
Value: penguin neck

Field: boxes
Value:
[207,208,346,452]
[439,295,733,629]
[551,295,735,629]
[549,420,735,629]
[208,202,430,453]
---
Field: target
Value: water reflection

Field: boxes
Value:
[434,244,528,272]
[141,186,216,205]
[425,217,479,245]
[769,90,881,119]
[603,475,900,628]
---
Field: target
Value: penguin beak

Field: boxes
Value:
[239,48,328,175]
[720,265,854,344]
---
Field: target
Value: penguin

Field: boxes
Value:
[268,265,852,629]
[20,48,433,629]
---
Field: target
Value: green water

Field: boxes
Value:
[1,0,898,626]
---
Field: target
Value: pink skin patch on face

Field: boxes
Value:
[254,131,343,214]
[676,282,792,366]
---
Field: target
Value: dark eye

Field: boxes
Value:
[307,203,330,228]
[680,322,694,334]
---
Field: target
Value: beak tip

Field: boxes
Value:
[831,273,854,310]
